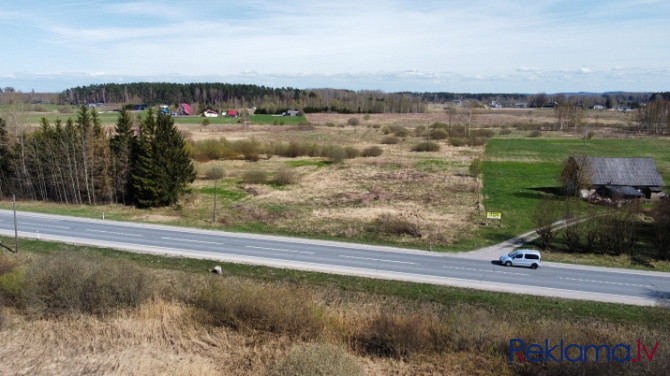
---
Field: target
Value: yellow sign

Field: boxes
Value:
[486,212,501,220]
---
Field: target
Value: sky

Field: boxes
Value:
[1,0,669,94]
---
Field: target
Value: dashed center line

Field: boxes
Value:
[338,255,417,265]
[161,236,225,245]
[22,221,71,230]
[443,265,529,276]
[558,277,648,288]
[86,229,142,237]
[246,245,314,255]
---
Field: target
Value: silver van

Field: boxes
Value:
[499,249,541,269]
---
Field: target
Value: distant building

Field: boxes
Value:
[489,101,502,109]
[592,104,606,110]
[572,157,665,200]
[179,103,192,115]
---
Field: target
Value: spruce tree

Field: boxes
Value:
[130,109,160,208]
[152,112,195,206]
[110,110,134,204]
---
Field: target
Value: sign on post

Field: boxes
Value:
[486,212,501,220]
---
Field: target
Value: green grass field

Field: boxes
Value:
[472,137,670,249]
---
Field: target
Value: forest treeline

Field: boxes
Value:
[58,83,666,115]
[0,106,195,208]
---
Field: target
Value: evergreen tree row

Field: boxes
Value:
[0,106,195,208]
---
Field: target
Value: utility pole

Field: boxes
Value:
[13,194,18,253]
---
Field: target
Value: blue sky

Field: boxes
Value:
[1,0,669,93]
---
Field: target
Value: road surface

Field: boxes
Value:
[0,209,669,306]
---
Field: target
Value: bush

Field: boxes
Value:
[380,136,399,144]
[344,146,360,159]
[361,146,383,157]
[272,168,300,185]
[267,343,364,376]
[369,213,421,237]
[201,118,210,126]
[528,130,542,138]
[22,252,154,316]
[233,138,263,161]
[414,125,427,137]
[0,255,24,306]
[429,122,448,130]
[429,129,448,140]
[412,142,440,152]
[242,170,268,184]
[356,313,434,358]
[328,146,347,163]
[347,117,360,126]
[499,128,513,135]
[390,126,409,138]
[381,126,392,135]
[448,137,467,147]
[473,129,495,138]
[193,280,323,340]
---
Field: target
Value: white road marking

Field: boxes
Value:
[161,236,225,245]
[338,255,417,265]
[246,245,314,255]
[21,221,71,230]
[558,277,648,288]
[443,265,529,276]
[86,229,142,237]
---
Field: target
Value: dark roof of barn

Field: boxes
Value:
[576,157,665,187]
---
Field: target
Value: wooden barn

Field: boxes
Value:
[573,157,665,199]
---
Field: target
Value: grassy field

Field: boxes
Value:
[1,237,668,375]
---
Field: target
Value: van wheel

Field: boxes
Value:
[505,261,512,267]
[531,264,538,269]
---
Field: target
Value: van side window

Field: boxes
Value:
[526,254,539,260]
[515,254,523,259]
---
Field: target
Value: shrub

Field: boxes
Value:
[273,168,300,185]
[473,129,495,138]
[412,142,440,152]
[356,313,434,358]
[0,255,24,306]
[205,166,225,180]
[344,146,360,159]
[201,118,210,126]
[328,146,347,163]
[267,343,364,376]
[429,129,448,140]
[369,213,421,237]
[448,137,467,147]
[414,125,427,137]
[381,126,392,135]
[390,126,409,138]
[347,117,360,126]
[380,136,399,145]
[528,130,542,138]
[233,138,263,161]
[242,170,268,184]
[430,122,448,130]
[22,252,153,316]
[500,128,513,135]
[193,280,323,340]
[361,146,383,157]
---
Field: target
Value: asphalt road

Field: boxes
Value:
[1,209,669,306]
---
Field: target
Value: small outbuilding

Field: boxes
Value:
[572,157,665,199]
[226,110,239,117]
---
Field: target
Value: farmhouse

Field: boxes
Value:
[573,157,665,199]
[179,103,192,116]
